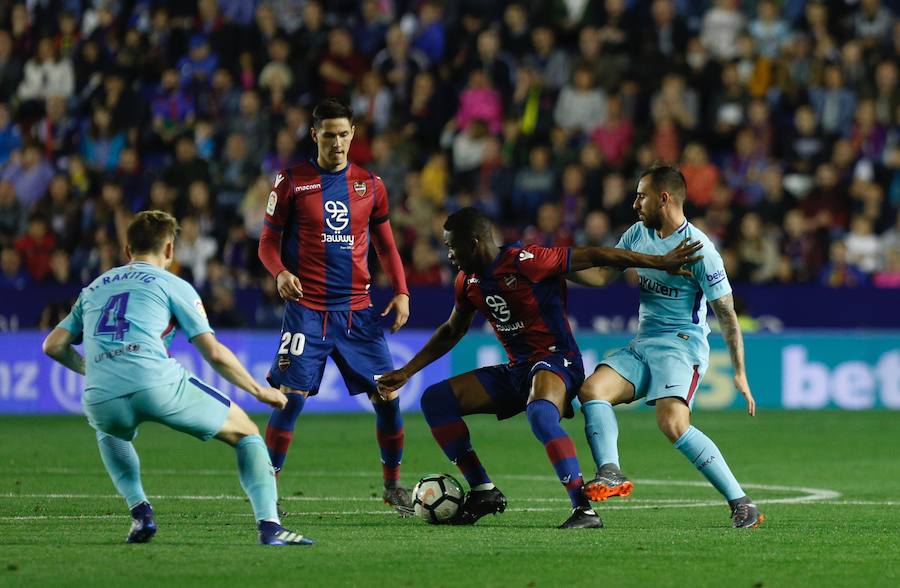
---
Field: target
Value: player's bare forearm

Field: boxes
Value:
[404,321,467,376]
[570,240,701,275]
[566,267,620,287]
[193,334,266,399]
[42,328,85,375]
[711,294,745,375]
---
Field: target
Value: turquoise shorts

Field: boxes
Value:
[83,372,231,442]
[598,333,708,408]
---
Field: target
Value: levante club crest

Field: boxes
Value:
[354,180,367,197]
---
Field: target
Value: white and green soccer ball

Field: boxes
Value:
[412,474,464,524]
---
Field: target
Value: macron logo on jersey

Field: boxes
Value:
[274,173,285,188]
[518,250,534,261]
[296,183,322,192]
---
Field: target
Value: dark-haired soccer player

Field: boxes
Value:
[258,99,413,514]
[376,207,702,528]
[42,211,313,545]
[571,165,764,528]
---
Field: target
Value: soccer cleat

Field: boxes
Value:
[730,497,765,528]
[383,486,414,516]
[558,506,604,529]
[584,463,634,502]
[258,521,315,546]
[451,487,507,525]
[125,502,157,544]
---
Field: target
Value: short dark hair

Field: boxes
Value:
[639,164,687,203]
[312,98,354,128]
[443,207,493,240]
[127,210,179,254]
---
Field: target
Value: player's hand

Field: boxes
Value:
[257,387,289,410]
[375,369,410,399]
[661,238,703,277]
[276,271,303,302]
[734,372,756,417]
[381,293,410,334]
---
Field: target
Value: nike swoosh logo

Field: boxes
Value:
[664,384,680,389]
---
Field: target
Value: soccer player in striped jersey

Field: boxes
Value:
[570,165,764,528]
[258,99,413,514]
[42,211,313,545]
[376,207,702,528]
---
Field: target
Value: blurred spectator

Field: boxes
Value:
[449,118,490,176]
[406,237,448,287]
[554,64,607,136]
[819,240,867,287]
[872,248,900,287]
[239,175,272,240]
[352,70,393,134]
[374,24,428,105]
[701,0,746,60]
[411,1,446,66]
[353,0,389,59]
[845,215,883,273]
[749,0,790,59]
[14,215,56,282]
[511,145,555,222]
[853,0,893,51]
[163,135,211,199]
[175,216,216,286]
[80,107,126,173]
[1,143,54,210]
[524,26,570,90]
[319,27,367,99]
[32,96,77,162]
[36,175,80,250]
[559,163,587,233]
[0,181,22,245]
[17,37,74,103]
[523,202,574,248]
[0,30,24,100]
[734,212,780,283]
[651,72,699,133]
[47,249,77,287]
[576,210,615,248]
[681,142,720,208]
[215,133,259,210]
[227,90,270,165]
[0,103,22,166]
[0,246,29,289]
[810,65,857,138]
[456,69,503,136]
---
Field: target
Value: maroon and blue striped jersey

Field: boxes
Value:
[454,244,581,365]
[260,160,399,311]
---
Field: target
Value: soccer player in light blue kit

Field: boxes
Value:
[571,165,764,528]
[42,211,314,545]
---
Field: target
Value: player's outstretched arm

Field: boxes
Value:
[710,294,756,417]
[42,327,85,375]
[567,267,621,287]
[376,307,475,397]
[371,219,410,333]
[569,239,703,277]
[192,333,288,409]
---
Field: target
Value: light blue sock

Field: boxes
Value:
[96,431,148,509]
[673,426,745,501]
[235,435,280,523]
[582,400,620,470]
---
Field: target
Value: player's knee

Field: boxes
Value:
[579,378,614,403]
[656,414,688,443]
[420,380,456,421]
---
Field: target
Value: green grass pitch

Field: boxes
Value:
[1,411,898,587]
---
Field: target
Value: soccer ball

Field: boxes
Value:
[412,474,464,524]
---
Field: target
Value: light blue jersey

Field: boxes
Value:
[57,261,213,405]
[616,220,731,340]
[599,220,732,407]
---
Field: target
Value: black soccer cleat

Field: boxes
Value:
[451,487,508,525]
[558,506,603,529]
[729,496,765,528]
[383,486,414,516]
[126,501,157,544]
[584,463,634,502]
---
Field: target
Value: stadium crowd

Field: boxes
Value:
[1,0,900,329]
